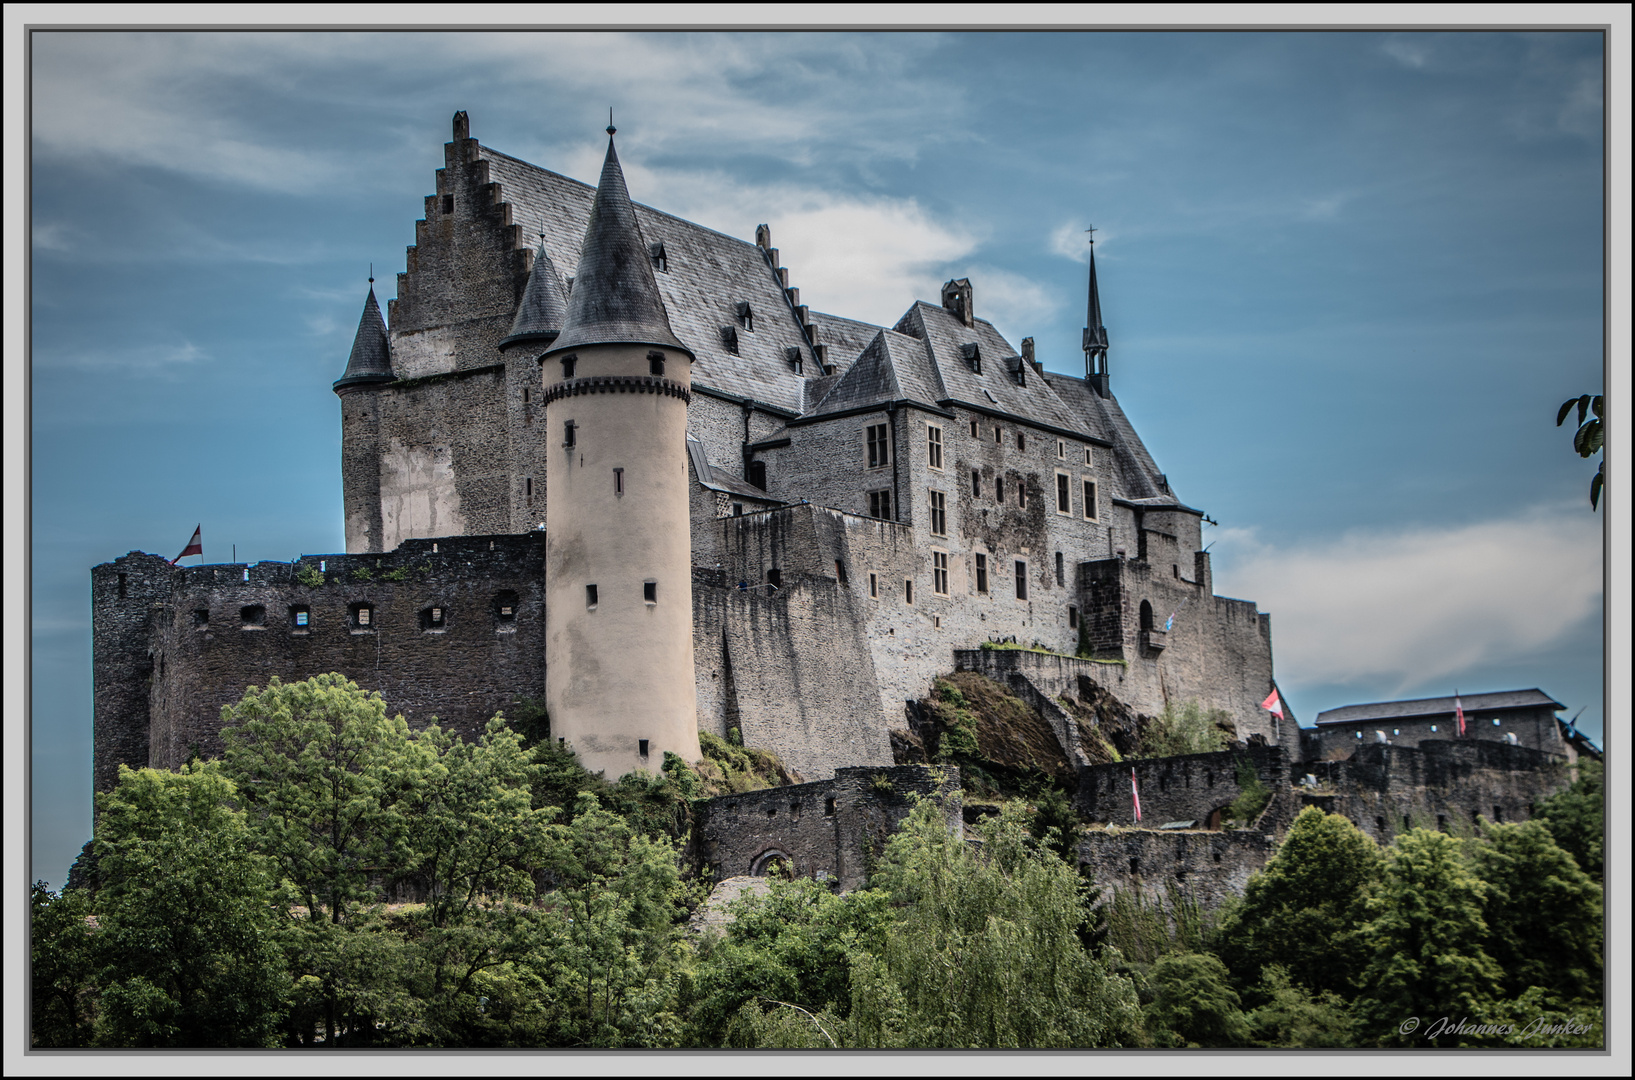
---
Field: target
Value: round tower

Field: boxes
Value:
[541,127,701,777]
[333,277,396,553]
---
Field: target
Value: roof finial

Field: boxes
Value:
[1085,224,1097,246]
[607,108,616,137]
[368,262,374,285]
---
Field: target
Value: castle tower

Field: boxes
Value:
[500,238,571,531]
[334,279,396,553]
[541,127,701,776]
[1083,238,1111,398]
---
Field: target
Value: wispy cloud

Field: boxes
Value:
[1210,505,1602,695]
[37,340,209,377]
[1381,35,1433,70]
[961,266,1058,344]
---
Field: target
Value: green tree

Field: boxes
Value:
[1215,806,1379,1001]
[1243,964,1353,1047]
[1532,759,1603,881]
[1555,393,1604,509]
[30,883,98,1047]
[1142,700,1234,757]
[1144,952,1251,1047]
[1352,828,1504,1047]
[1473,819,1602,1005]
[91,763,289,1047]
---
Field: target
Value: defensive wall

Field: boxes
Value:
[1307,704,1574,764]
[1075,745,1295,832]
[694,765,962,891]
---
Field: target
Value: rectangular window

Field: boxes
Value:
[1016,432,1026,451]
[614,467,624,496]
[975,553,988,594]
[1017,482,1026,508]
[649,351,665,376]
[905,579,914,604]
[971,470,981,496]
[561,355,577,379]
[564,420,576,448]
[929,490,947,536]
[639,739,650,758]
[1085,447,1094,466]
[1056,472,1070,513]
[1069,605,1079,629]
[1057,439,1066,458]
[586,584,599,608]
[869,572,878,598]
[1083,479,1098,521]
[933,551,949,596]
[995,477,1004,503]
[526,477,534,505]
[835,560,849,585]
[994,426,1002,443]
[522,387,531,404]
[970,419,979,437]
[927,425,944,469]
[868,489,892,521]
[644,581,657,604]
[1014,561,1028,601]
[866,423,889,468]
[1055,551,1065,586]
[732,503,744,516]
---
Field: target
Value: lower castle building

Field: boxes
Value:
[88,114,1590,906]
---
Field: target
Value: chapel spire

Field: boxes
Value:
[1083,232,1110,398]
[546,129,692,359]
[500,237,570,350]
[333,276,395,392]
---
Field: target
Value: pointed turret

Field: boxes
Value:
[500,238,570,350]
[1083,240,1110,398]
[333,281,395,392]
[547,132,693,360]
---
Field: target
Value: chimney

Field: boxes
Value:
[755,223,772,250]
[1021,336,1043,374]
[453,110,470,141]
[941,278,974,328]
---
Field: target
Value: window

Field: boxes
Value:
[1056,472,1071,513]
[644,581,657,604]
[732,503,744,516]
[866,424,889,468]
[995,477,1004,503]
[419,606,445,630]
[241,604,266,627]
[785,345,803,375]
[927,425,943,469]
[721,326,739,355]
[994,426,1002,443]
[1014,561,1028,601]
[1017,481,1026,508]
[442,193,454,214]
[929,490,947,535]
[614,467,624,496]
[1055,551,1065,586]
[972,470,981,496]
[563,421,576,448]
[1083,479,1098,521]
[639,738,650,758]
[525,477,534,505]
[586,584,599,608]
[970,419,979,437]
[747,461,766,490]
[904,579,914,604]
[835,560,849,585]
[960,342,981,373]
[561,354,577,379]
[1085,447,1094,466]
[193,608,209,629]
[1016,432,1026,451]
[495,591,519,622]
[648,350,665,376]
[932,551,950,595]
[1068,605,1079,628]
[975,553,988,594]
[869,572,878,598]
[868,489,892,520]
[768,569,782,589]
[351,603,374,629]
[649,241,667,272]
[1057,440,1066,459]
[522,387,530,404]
[735,301,754,331]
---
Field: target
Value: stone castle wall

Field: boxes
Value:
[1076,745,1290,829]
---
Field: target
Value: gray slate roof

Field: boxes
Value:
[808,328,942,416]
[334,285,394,390]
[501,239,569,348]
[1315,689,1564,726]
[547,136,691,359]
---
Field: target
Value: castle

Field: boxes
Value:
[90,113,1588,898]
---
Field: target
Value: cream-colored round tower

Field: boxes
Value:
[542,127,701,777]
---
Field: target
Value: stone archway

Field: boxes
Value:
[750,848,793,878]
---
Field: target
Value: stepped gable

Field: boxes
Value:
[333,283,394,390]
[476,143,816,411]
[895,301,1086,438]
[500,238,570,348]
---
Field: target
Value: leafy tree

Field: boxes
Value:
[1555,393,1604,509]
[1144,952,1251,1047]
[30,883,98,1047]
[1243,964,1353,1047]
[1141,700,1235,757]
[91,763,289,1047]
[1352,828,1505,1046]
[1532,759,1603,881]
[1473,819,1602,1004]
[1215,806,1379,1001]
[845,799,1143,1047]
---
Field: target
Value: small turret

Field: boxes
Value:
[500,238,570,351]
[333,279,395,392]
[1083,238,1110,398]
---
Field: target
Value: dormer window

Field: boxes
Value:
[785,345,803,375]
[734,301,754,332]
[561,354,577,379]
[649,241,668,273]
[721,326,739,355]
[960,342,981,374]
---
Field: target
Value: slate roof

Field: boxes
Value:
[686,434,782,500]
[1315,689,1564,726]
[807,328,944,417]
[478,144,817,412]
[334,284,394,390]
[547,136,691,359]
[501,239,569,349]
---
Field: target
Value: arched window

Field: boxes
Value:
[1140,600,1155,632]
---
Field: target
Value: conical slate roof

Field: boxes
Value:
[333,283,395,392]
[1083,244,1108,351]
[547,134,692,360]
[500,239,569,349]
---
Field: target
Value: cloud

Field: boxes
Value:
[960,266,1058,344]
[1381,36,1432,69]
[37,341,209,377]
[1210,505,1602,695]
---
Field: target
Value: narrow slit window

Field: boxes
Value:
[644,581,657,604]
[586,584,599,609]
[639,739,650,758]
[561,354,577,379]
[975,553,988,594]
[442,193,454,214]
[904,579,914,604]
[1068,605,1079,628]
[994,426,1002,443]
[1055,551,1065,586]
[1014,561,1028,601]
[995,477,1004,503]
[118,573,128,598]
[614,467,624,496]
[525,477,534,505]
[835,560,848,585]
[768,569,782,589]
[1017,482,1026,508]
[869,572,878,598]
[1057,440,1067,458]
[522,387,531,404]
[1016,432,1026,451]
[648,350,666,376]
[564,420,576,448]
[972,470,981,497]
[969,419,978,437]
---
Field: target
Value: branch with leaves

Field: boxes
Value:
[1556,394,1604,510]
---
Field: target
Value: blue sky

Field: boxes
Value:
[20,22,1622,888]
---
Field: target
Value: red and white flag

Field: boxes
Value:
[1130,767,1142,824]
[1261,688,1284,718]
[1455,691,1465,737]
[173,525,202,565]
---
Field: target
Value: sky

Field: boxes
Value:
[17,16,1626,891]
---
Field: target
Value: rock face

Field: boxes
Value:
[688,876,770,936]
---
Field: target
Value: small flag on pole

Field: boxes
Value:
[1130,767,1142,824]
[1261,688,1284,718]
[173,525,202,565]
[1454,691,1465,737]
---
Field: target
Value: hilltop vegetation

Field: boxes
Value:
[32,675,1604,1049]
